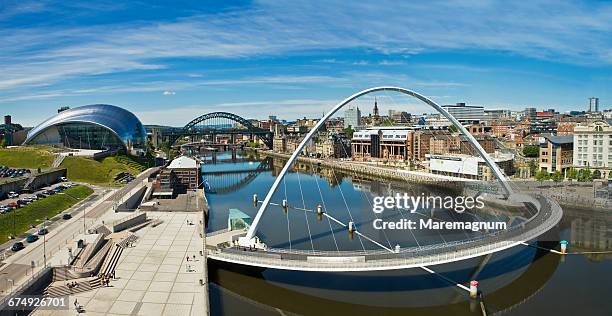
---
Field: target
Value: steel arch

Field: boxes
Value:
[243,86,515,243]
[176,111,273,147]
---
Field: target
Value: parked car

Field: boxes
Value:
[36,193,46,199]
[62,213,72,220]
[38,227,48,235]
[26,234,39,243]
[11,242,25,251]
[8,192,18,198]
[60,177,67,181]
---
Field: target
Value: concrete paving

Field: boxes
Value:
[33,212,208,316]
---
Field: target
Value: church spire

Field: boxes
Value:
[373,97,379,117]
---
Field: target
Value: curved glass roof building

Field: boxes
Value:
[24,104,146,152]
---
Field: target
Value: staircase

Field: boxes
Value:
[98,243,123,277]
[117,234,138,248]
[52,154,65,168]
[22,175,36,192]
[44,277,101,297]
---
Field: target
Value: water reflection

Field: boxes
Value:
[201,150,612,316]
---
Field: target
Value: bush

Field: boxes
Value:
[522,145,539,158]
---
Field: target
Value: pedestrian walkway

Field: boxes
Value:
[32,212,207,316]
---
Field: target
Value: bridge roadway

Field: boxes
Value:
[206,195,562,272]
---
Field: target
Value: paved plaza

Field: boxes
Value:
[34,212,208,316]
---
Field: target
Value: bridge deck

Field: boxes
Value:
[207,196,562,272]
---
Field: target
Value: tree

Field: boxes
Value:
[551,171,563,182]
[567,168,578,180]
[593,170,601,180]
[448,125,458,133]
[343,127,355,139]
[145,140,155,158]
[522,145,539,158]
[609,172,612,179]
[535,170,549,182]
[578,168,592,182]
[528,160,538,177]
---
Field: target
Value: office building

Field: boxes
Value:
[589,97,599,112]
[539,135,574,174]
[344,107,361,129]
[441,103,484,124]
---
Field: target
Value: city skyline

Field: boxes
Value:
[1,0,611,126]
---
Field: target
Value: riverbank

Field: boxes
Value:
[260,150,470,187]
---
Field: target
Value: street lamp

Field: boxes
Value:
[42,219,48,268]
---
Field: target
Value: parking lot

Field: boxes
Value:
[0,166,31,181]
[0,181,76,215]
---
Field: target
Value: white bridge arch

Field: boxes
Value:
[243,86,513,243]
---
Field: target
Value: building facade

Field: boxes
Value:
[573,120,612,177]
[441,103,484,124]
[24,104,146,154]
[539,135,573,174]
[166,156,199,190]
[344,107,361,129]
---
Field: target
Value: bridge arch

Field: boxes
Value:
[173,111,273,148]
[244,86,514,242]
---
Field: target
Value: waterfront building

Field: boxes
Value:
[573,120,612,178]
[538,135,574,175]
[429,134,460,155]
[343,106,361,129]
[441,103,484,124]
[166,156,200,190]
[460,135,496,155]
[23,104,146,154]
[351,127,417,161]
[425,152,515,180]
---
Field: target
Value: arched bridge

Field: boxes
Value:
[167,112,273,148]
[205,86,563,273]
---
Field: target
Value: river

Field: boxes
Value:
[200,150,612,316]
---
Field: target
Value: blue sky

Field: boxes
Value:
[0,0,611,126]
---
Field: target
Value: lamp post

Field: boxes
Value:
[42,219,48,268]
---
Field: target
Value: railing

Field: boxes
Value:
[0,267,52,309]
[210,195,562,270]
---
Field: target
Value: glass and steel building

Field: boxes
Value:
[24,104,146,152]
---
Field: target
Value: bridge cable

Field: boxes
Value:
[283,177,292,250]
[327,154,368,253]
[306,157,340,253]
[336,130,394,250]
[296,168,316,253]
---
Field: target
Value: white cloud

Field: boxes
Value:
[0,0,610,94]
[162,90,176,95]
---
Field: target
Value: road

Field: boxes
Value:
[0,167,158,297]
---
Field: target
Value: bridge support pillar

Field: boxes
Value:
[253,194,258,205]
[560,240,568,254]
[469,280,478,298]
[348,221,355,233]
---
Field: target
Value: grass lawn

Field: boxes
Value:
[61,155,147,186]
[0,185,94,244]
[0,146,55,169]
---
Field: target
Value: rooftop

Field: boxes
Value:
[542,134,574,144]
[167,156,198,169]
